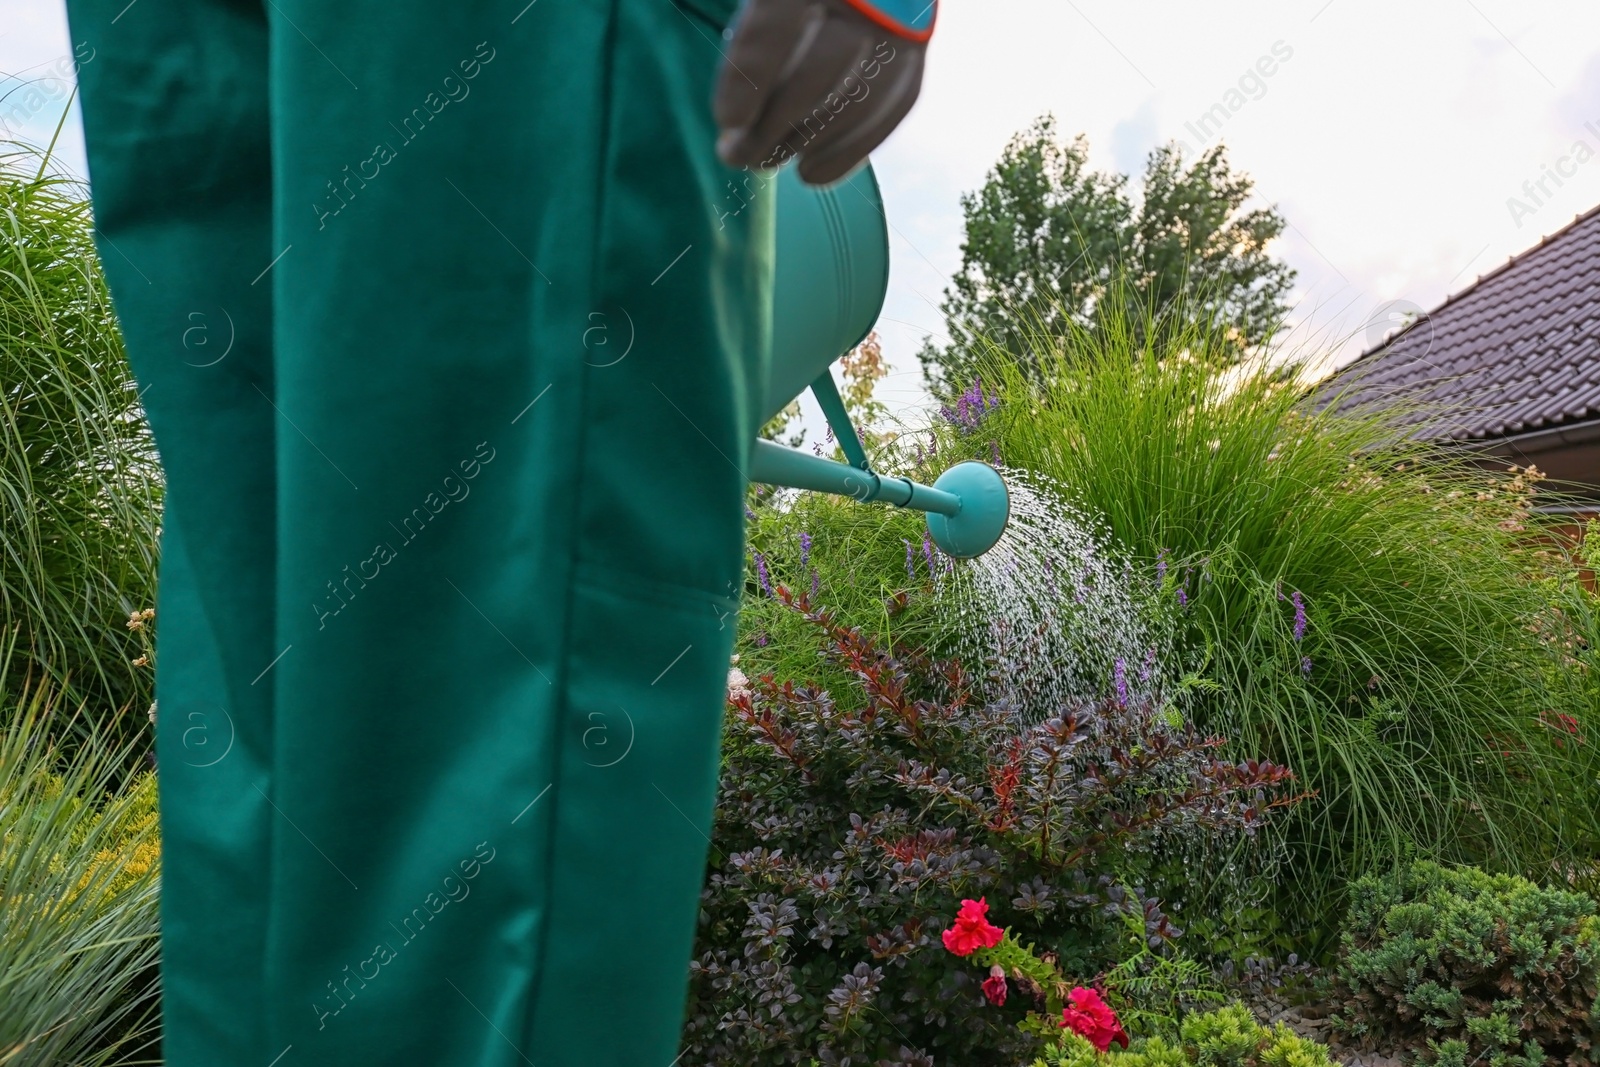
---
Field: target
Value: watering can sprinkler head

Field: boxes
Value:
[924,461,1012,559]
[748,162,1011,559]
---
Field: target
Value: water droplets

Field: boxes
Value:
[930,469,1181,721]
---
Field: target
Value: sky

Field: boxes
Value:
[6,0,1600,425]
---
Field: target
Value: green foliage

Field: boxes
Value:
[946,286,1600,946]
[1333,860,1600,1065]
[1182,1004,1261,1064]
[1253,1027,1337,1067]
[1180,904,1297,972]
[0,628,162,1065]
[0,142,161,748]
[1425,1038,1545,1067]
[1101,906,1226,1038]
[1028,1005,1335,1067]
[687,587,1301,1066]
[920,115,1295,398]
[1033,1030,1108,1067]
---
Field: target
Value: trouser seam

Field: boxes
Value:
[517,0,621,1048]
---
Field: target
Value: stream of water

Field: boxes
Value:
[930,468,1183,723]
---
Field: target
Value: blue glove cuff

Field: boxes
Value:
[840,0,936,41]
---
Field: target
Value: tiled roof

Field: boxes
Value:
[1323,203,1600,442]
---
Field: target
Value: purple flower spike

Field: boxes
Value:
[942,377,1000,434]
[904,539,916,581]
[922,532,936,575]
[1114,658,1129,706]
[1301,655,1313,677]
[745,506,758,521]
[1156,549,1169,582]
[753,550,773,597]
[989,440,1001,467]
[1177,586,1188,608]
[810,569,820,600]
[1291,591,1306,642]
[799,531,813,569]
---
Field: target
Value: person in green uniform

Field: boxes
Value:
[64,0,934,1063]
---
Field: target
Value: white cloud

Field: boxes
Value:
[8,0,1600,422]
[869,0,1600,406]
[0,1,86,171]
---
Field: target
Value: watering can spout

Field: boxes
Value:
[749,163,1010,559]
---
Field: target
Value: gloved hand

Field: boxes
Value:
[714,0,936,186]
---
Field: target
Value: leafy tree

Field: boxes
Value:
[919,115,1296,398]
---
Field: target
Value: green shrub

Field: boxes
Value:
[0,144,160,748]
[946,284,1600,945]
[0,629,162,1064]
[1332,860,1600,1064]
[1182,1003,1260,1064]
[685,586,1302,1066]
[1029,1005,1334,1067]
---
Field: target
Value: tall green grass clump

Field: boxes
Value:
[0,625,162,1064]
[0,140,161,742]
[943,287,1599,944]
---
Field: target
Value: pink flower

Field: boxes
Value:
[982,964,1008,1006]
[1060,986,1128,1052]
[940,897,1004,957]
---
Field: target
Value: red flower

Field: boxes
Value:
[941,897,1004,956]
[1060,986,1128,1052]
[982,964,1008,1006]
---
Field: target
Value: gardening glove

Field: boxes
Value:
[714,0,935,186]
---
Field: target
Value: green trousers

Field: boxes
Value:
[66,1,772,1062]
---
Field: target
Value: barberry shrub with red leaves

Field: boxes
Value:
[681,587,1304,1067]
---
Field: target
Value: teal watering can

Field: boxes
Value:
[750,163,1010,559]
